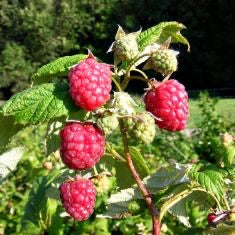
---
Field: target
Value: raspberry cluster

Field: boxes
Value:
[58,27,190,223]
[59,55,112,221]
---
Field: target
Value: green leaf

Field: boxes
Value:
[129,146,150,177]
[144,162,191,193]
[32,54,87,85]
[99,146,150,189]
[0,147,25,183]
[137,21,190,51]
[0,112,24,150]
[22,170,61,233]
[205,225,235,235]
[160,184,219,227]
[98,162,191,218]
[189,169,225,203]
[41,198,58,228]
[2,83,77,124]
[224,145,235,166]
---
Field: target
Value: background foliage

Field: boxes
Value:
[0,0,235,98]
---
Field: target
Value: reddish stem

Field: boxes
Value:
[119,119,160,235]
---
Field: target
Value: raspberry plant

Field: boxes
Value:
[0,21,235,234]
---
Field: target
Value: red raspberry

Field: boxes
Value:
[144,79,189,131]
[69,56,112,111]
[59,176,96,221]
[60,122,105,170]
[207,213,216,224]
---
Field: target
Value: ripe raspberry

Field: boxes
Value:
[144,79,189,131]
[148,49,178,75]
[207,213,216,224]
[60,122,105,170]
[125,112,156,144]
[69,56,112,111]
[59,176,96,221]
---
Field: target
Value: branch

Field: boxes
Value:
[118,119,160,235]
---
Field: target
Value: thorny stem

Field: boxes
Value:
[118,119,160,235]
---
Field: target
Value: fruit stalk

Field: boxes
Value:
[119,119,160,235]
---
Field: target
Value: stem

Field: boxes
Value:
[131,68,149,79]
[119,119,160,235]
[121,53,150,90]
[129,76,152,86]
[112,75,122,91]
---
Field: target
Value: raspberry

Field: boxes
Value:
[69,56,112,111]
[114,33,139,61]
[110,92,137,115]
[207,213,216,224]
[144,49,178,75]
[60,122,105,170]
[144,79,189,131]
[97,113,119,135]
[59,176,96,221]
[125,112,156,144]
[108,26,139,62]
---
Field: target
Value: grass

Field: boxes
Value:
[189,98,235,128]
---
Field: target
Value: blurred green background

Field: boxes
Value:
[0,0,235,99]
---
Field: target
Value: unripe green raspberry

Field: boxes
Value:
[126,112,156,144]
[151,49,178,75]
[97,113,119,135]
[109,92,137,115]
[91,175,114,195]
[114,34,139,61]
[108,26,140,62]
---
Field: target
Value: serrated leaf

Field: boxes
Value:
[32,54,87,85]
[99,163,191,218]
[189,169,225,203]
[2,83,77,124]
[160,185,219,227]
[144,162,191,193]
[0,147,24,182]
[0,113,24,150]
[137,21,190,51]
